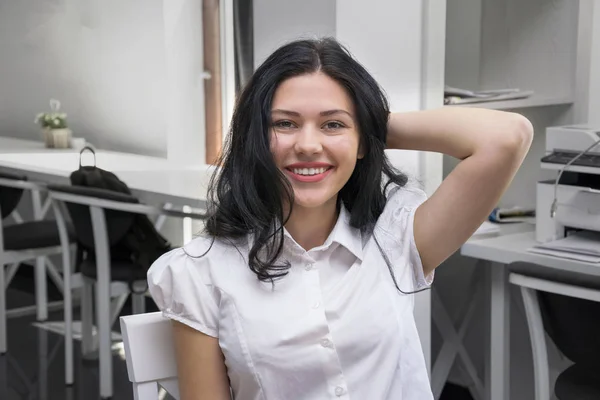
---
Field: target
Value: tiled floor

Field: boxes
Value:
[2,272,156,400]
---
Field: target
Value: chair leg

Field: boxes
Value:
[37,325,49,399]
[96,269,113,398]
[0,263,6,353]
[520,286,550,400]
[81,279,94,357]
[132,293,146,315]
[62,254,74,385]
[34,256,48,321]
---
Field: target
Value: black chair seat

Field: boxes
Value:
[3,220,74,251]
[80,259,148,282]
[555,363,600,400]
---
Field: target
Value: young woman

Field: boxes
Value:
[148,38,532,399]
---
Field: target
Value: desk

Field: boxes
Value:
[0,137,214,207]
[460,224,600,400]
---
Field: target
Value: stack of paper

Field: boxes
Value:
[444,85,534,105]
[528,231,600,262]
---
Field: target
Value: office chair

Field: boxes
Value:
[0,171,75,355]
[48,184,206,399]
[508,262,600,400]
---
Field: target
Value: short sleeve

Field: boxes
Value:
[147,246,220,337]
[379,184,434,290]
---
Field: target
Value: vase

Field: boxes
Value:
[43,128,72,149]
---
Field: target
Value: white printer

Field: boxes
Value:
[536,125,600,242]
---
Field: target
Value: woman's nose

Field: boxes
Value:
[294,126,323,155]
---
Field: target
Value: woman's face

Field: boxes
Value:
[270,72,363,212]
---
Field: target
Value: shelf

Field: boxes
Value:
[445,96,574,111]
[444,0,579,112]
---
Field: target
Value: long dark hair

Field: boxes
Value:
[204,37,409,286]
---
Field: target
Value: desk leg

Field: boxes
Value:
[487,262,510,400]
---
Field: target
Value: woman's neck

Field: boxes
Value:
[284,199,339,251]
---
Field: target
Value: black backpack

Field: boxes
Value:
[70,146,171,290]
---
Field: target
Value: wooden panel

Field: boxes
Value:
[204,0,223,165]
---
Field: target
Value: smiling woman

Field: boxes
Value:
[147,37,532,400]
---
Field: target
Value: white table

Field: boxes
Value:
[0,137,214,207]
[459,224,600,400]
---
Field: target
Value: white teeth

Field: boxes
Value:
[292,167,329,176]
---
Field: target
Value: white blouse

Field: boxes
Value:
[148,184,434,400]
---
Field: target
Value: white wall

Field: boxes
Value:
[0,0,205,164]
[252,0,336,68]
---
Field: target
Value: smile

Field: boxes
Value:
[291,167,329,176]
[285,166,334,183]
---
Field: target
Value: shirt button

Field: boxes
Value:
[305,262,314,271]
[320,338,332,348]
[335,386,345,396]
[312,301,320,309]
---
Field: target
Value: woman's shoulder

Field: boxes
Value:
[146,235,241,336]
[147,234,248,283]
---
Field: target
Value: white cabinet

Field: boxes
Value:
[444,0,590,111]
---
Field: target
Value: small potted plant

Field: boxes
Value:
[34,99,72,148]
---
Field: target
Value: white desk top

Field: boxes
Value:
[461,223,600,277]
[0,137,215,205]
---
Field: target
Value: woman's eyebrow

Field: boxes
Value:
[319,109,353,118]
[271,109,301,117]
[271,109,353,117]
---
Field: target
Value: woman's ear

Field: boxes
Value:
[357,144,365,159]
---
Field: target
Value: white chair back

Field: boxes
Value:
[119,312,180,400]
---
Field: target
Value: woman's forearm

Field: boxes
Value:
[386,107,533,160]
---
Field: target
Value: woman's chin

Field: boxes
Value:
[292,192,337,210]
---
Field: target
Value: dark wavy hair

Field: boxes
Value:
[204,37,410,287]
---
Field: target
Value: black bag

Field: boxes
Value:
[70,146,171,291]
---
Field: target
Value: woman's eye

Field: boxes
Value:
[324,121,344,130]
[273,120,295,129]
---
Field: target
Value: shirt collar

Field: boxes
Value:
[282,204,364,261]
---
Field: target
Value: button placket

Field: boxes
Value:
[300,255,347,398]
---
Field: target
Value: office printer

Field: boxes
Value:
[537,125,600,242]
